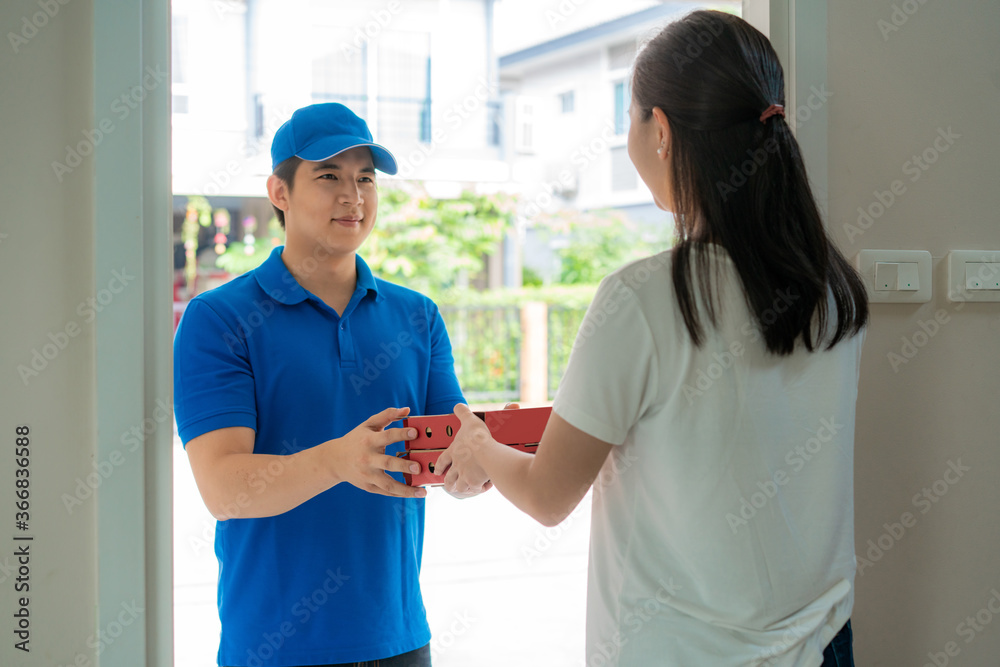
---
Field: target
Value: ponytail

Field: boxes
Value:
[632,10,867,354]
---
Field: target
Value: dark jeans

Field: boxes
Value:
[820,620,854,666]
[228,642,432,667]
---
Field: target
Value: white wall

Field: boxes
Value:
[0,1,172,665]
[827,1,1000,664]
[0,1,98,663]
[507,50,612,197]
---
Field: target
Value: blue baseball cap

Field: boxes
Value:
[270,103,398,174]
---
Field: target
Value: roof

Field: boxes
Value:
[498,3,707,71]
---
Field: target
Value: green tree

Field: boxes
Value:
[541,208,674,285]
[216,216,285,275]
[365,185,515,296]
[182,195,215,289]
[207,186,512,295]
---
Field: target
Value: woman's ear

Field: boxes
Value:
[651,107,671,158]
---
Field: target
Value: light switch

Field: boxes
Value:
[965,263,1000,290]
[897,263,919,290]
[947,251,1000,302]
[855,250,932,303]
[874,262,898,290]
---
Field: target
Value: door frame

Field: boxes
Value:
[93,0,173,665]
[744,0,829,217]
[91,2,827,664]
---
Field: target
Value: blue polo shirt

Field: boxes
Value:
[173,246,464,666]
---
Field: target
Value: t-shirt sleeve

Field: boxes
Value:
[422,302,466,415]
[552,275,659,445]
[173,298,258,446]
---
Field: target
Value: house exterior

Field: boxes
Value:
[170,0,516,288]
[498,2,740,224]
[171,0,509,200]
[168,1,739,289]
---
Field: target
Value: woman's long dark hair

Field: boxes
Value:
[632,10,867,354]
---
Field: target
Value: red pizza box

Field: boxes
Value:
[401,443,541,487]
[399,406,551,486]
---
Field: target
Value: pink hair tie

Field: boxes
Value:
[759,104,785,123]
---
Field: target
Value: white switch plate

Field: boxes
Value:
[855,250,932,303]
[947,250,1000,302]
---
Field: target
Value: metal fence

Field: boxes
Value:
[441,305,522,403]
[547,305,588,399]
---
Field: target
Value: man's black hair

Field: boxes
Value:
[271,156,303,229]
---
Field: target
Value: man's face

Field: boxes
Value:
[281,146,379,258]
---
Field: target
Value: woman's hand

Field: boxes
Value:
[437,403,518,499]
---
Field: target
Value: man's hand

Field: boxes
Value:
[437,403,519,499]
[328,407,426,498]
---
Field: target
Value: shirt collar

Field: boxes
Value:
[254,246,383,305]
[354,253,383,303]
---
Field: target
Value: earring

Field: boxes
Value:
[656,146,663,154]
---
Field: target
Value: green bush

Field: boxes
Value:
[442,305,523,403]
[521,265,544,287]
[365,186,514,296]
[546,305,588,397]
[438,287,598,402]
[534,207,675,286]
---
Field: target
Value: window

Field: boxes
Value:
[311,28,368,120]
[613,80,629,135]
[559,90,575,114]
[311,28,431,146]
[378,31,432,144]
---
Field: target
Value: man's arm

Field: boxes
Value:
[186,407,425,521]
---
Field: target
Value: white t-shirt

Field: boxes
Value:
[553,245,864,667]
